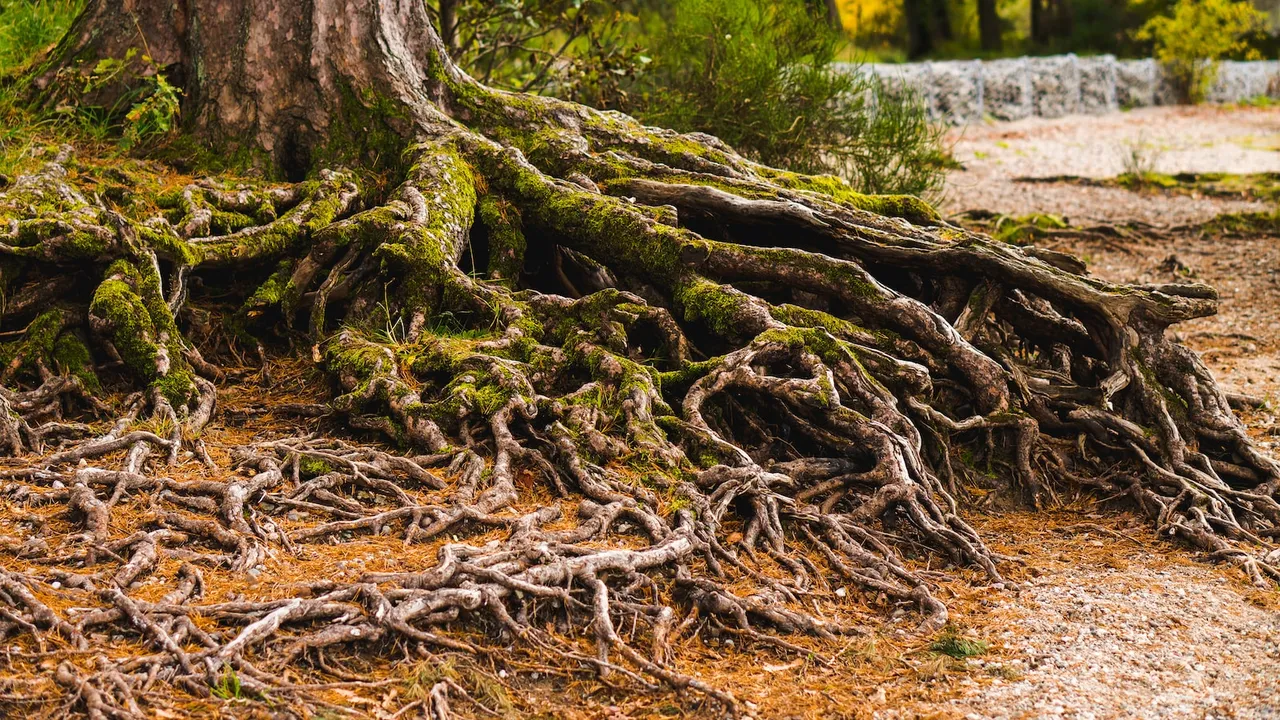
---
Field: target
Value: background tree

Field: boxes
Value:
[0,0,1276,716]
[978,0,1002,51]
[904,0,954,56]
[839,0,1274,61]
[1138,0,1269,102]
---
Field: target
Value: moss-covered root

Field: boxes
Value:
[88,257,198,409]
[0,148,122,263]
[324,328,451,452]
[191,170,360,267]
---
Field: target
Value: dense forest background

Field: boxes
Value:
[843,0,1280,59]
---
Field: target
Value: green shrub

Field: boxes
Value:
[1137,0,1269,103]
[622,0,947,197]
[440,0,948,198]
[427,0,649,109]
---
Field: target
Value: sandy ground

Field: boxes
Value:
[899,105,1280,720]
[942,106,1280,226]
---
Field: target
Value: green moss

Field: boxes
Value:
[475,196,526,286]
[199,175,355,266]
[148,134,271,177]
[24,309,63,357]
[51,331,102,393]
[1202,208,1280,235]
[473,142,694,286]
[89,275,159,376]
[673,277,755,338]
[88,260,196,405]
[769,303,890,346]
[138,224,201,265]
[764,170,942,225]
[210,209,258,234]
[316,83,414,179]
[930,627,988,659]
[243,260,293,312]
[154,366,197,406]
[987,213,1069,245]
[299,457,335,477]
[9,218,113,261]
[1116,171,1179,190]
[374,142,479,317]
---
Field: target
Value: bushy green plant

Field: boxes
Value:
[829,81,952,197]
[1137,0,1269,103]
[427,0,650,108]
[624,0,848,172]
[440,0,947,197]
[77,48,181,148]
[619,0,947,197]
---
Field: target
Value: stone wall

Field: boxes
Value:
[838,56,1280,124]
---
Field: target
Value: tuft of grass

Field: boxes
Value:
[0,2,183,173]
[0,0,82,74]
[1120,135,1163,181]
[929,626,989,659]
[211,664,245,700]
[0,0,99,175]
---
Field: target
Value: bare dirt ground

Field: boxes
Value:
[873,105,1280,720]
[943,106,1280,226]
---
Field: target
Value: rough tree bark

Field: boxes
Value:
[1,0,1278,716]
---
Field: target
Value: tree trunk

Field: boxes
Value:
[2,0,1278,715]
[39,0,456,178]
[437,0,461,52]
[1054,0,1075,43]
[1031,0,1047,45]
[978,0,1002,52]
[904,0,935,57]
[822,0,843,29]
[904,0,953,58]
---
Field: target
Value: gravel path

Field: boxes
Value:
[941,518,1280,720]
[943,106,1280,226]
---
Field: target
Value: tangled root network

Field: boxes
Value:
[0,86,1278,718]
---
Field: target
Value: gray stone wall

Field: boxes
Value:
[837,55,1280,125]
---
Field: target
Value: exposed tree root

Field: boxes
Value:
[0,40,1278,720]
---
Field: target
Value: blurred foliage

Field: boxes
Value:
[0,0,79,72]
[1137,0,1269,102]
[840,0,1278,61]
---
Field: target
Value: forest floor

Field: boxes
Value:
[846,104,1280,720]
[278,106,1280,720]
[5,107,1280,720]
[572,105,1280,720]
